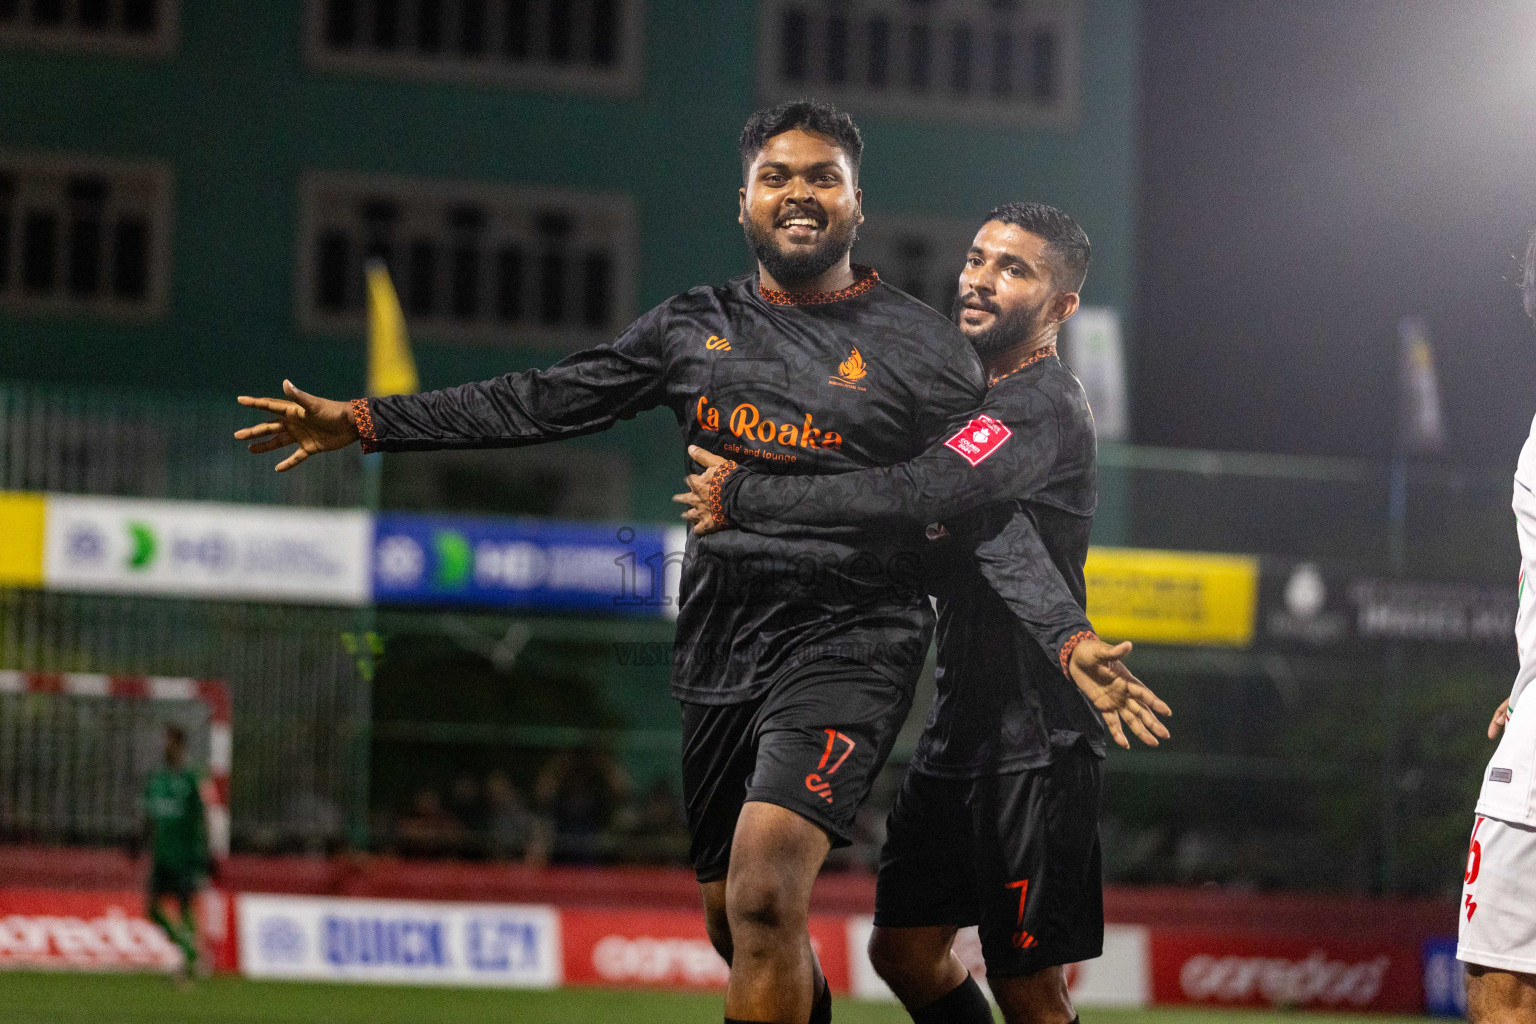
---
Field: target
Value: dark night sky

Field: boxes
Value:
[1134,0,1536,461]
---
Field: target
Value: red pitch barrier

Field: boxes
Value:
[0,845,1459,1012]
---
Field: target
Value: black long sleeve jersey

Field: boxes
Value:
[718,347,1108,775]
[354,267,987,704]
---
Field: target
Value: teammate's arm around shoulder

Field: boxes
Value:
[677,384,1059,534]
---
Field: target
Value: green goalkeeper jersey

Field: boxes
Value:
[144,766,207,873]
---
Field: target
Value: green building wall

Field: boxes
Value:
[0,0,1139,527]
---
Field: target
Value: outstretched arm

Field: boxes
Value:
[238,304,669,469]
[677,383,1067,533]
[972,509,1170,750]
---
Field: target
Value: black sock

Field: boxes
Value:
[911,975,993,1024]
[809,973,832,1024]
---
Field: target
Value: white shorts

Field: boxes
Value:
[1459,814,1536,974]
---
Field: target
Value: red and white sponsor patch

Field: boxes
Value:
[944,415,1013,466]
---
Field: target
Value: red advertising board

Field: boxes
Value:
[1149,928,1422,1014]
[0,887,236,974]
[561,907,850,994]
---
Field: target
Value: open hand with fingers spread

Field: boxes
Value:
[235,380,359,471]
[1068,636,1171,749]
[673,444,737,535]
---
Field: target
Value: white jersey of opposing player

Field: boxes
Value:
[1476,412,1536,826]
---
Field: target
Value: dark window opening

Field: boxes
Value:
[111,217,148,300]
[30,0,64,26]
[539,252,564,324]
[360,198,398,273]
[79,0,110,29]
[122,0,156,32]
[21,211,57,293]
[326,0,359,47]
[66,178,106,298]
[825,13,849,84]
[866,16,889,87]
[907,22,930,91]
[1030,29,1055,102]
[546,0,572,62]
[407,239,437,316]
[316,230,350,311]
[450,245,478,319]
[950,23,973,94]
[536,213,571,325]
[448,205,484,321]
[590,0,617,66]
[582,252,610,328]
[990,28,1012,96]
[495,245,523,322]
[781,8,808,82]
[504,0,530,60]
[417,0,444,53]
[373,0,400,49]
[894,236,929,306]
[459,0,486,55]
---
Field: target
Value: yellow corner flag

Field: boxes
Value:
[366,259,419,397]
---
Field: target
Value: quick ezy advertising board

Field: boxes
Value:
[237,894,559,988]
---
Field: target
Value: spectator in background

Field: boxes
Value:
[447,773,486,855]
[623,776,691,865]
[485,770,539,865]
[534,747,631,865]
[394,787,465,858]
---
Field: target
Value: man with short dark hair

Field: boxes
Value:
[681,202,1168,1024]
[239,102,1106,1023]
[143,724,210,983]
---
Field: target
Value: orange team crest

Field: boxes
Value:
[830,347,868,390]
[705,335,731,351]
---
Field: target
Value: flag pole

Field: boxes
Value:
[346,259,418,850]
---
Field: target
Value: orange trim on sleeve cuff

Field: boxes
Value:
[706,460,739,529]
[350,398,378,454]
[1059,630,1096,678]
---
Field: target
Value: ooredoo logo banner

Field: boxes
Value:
[561,907,849,993]
[1149,929,1422,1014]
[0,888,186,972]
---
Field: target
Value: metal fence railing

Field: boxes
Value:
[0,382,364,507]
[0,588,364,852]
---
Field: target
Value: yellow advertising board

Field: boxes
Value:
[0,491,46,586]
[1084,546,1258,647]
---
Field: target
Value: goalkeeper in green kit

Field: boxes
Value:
[143,725,210,981]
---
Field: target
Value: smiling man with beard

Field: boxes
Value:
[235,100,1004,1024]
[681,204,1170,1024]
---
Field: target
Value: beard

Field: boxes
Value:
[743,212,859,287]
[951,292,1050,361]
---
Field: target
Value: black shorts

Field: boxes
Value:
[148,862,198,904]
[681,660,912,884]
[874,744,1103,977]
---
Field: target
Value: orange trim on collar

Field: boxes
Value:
[759,265,879,306]
[987,344,1057,387]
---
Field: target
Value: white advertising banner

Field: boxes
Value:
[1061,306,1129,442]
[238,894,560,988]
[44,496,371,605]
[846,917,1149,1008]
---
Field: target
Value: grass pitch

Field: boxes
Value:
[0,971,1431,1023]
